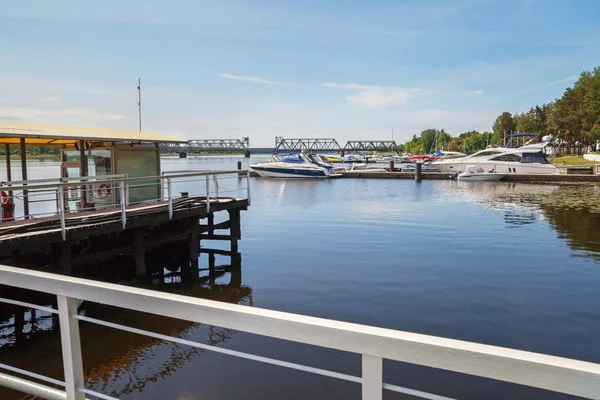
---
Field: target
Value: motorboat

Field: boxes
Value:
[250,153,340,178]
[376,154,410,163]
[342,152,374,163]
[348,163,388,172]
[399,163,440,172]
[457,165,507,181]
[431,143,560,175]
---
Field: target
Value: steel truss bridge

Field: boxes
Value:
[275,137,399,153]
[160,138,250,155]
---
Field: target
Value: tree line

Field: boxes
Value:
[404,66,600,154]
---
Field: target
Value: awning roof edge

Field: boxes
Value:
[0,122,187,145]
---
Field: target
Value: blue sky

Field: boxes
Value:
[1,0,599,146]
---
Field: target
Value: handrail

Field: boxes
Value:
[0,264,599,400]
[3,170,248,192]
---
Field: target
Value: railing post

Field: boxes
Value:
[120,180,126,229]
[205,175,210,213]
[58,187,66,241]
[213,173,219,197]
[246,170,251,205]
[57,295,85,400]
[167,177,173,219]
[362,354,382,400]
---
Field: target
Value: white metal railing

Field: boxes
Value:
[0,170,250,240]
[1,265,600,400]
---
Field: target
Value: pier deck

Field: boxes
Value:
[0,197,247,246]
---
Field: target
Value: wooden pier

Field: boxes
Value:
[0,195,248,278]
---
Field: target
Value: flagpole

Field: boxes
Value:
[137,78,142,131]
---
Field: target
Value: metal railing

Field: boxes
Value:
[1,265,599,400]
[0,170,251,240]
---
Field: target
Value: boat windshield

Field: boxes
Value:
[521,152,550,164]
[279,155,306,163]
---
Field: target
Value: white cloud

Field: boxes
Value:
[322,82,417,108]
[0,107,130,122]
[217,73,309,88]
[472,90,484,95]
[40,96,62,102]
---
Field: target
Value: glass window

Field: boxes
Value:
[521,152,550,164]
[115,148,160,203]
[490,154,522,162]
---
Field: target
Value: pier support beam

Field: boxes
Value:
[189,219,200,278]
[228,209,241,254]
[133,230,146,277]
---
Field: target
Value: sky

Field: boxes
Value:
[1,0,599,147]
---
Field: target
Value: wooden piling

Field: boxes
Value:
[389,160,395,172]
[415,162,422,182]
[237,161,242,171]
[189,218,200,277]
[228,209,241,254]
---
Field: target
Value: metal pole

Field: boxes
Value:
[57,295,85,400]
[205,175,210,213]
[58,188,66,241]
[19,138,29,218]
[79,140,87,210]
[5,144,12,198]
[362,354,382,400]
[213,173,219,197]
[246,170,251,205]
[167,177,173,219]
[415,162,422,182]
[138,78,142,132]
[120,180,126,229]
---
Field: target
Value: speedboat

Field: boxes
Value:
[399,163,440,172]
[432,143,560,175]
[348,163,388,172]
[250,153,340,178]
[457,165,507,181]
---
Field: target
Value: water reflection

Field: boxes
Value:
[437,181,600,254]
[0,255,251,399]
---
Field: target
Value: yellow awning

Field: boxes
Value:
[0,122,186,146]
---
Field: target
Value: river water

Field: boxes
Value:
[1,156,600,399]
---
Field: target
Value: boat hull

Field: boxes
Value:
[250,165,333,178]
[457,173,507,181]
[433,160,559,175]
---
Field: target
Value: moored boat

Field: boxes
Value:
[250,153,340,178]
[457,165,507,181]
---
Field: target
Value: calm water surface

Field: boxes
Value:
[1,156,600,399]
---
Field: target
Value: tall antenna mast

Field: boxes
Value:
[137,78,142,131]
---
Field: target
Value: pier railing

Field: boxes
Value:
[1,265,600,400]
[0,170,250,239]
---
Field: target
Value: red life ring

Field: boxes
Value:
[96,183,111,199]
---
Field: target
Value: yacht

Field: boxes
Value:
[250,153,340,178]
[431,144,559,175]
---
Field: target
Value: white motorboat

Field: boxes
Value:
[348,163,388,172]
[250,153,340,178]
[457,165,507,181]
[399,163,440,172]
[431,143,559,175]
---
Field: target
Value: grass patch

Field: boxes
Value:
[550,156,599,166]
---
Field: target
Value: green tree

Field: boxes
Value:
[492,112,516,145]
